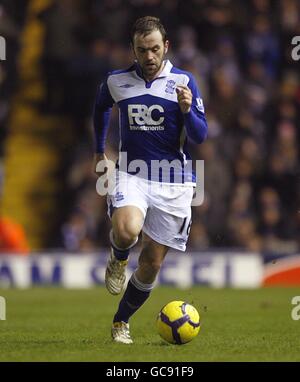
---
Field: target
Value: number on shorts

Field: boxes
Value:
[179,217,192,236]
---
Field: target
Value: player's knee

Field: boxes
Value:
[114,220,140,248]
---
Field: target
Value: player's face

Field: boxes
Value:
[133,30,169,80]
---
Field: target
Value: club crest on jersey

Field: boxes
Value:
[165,80,176,94]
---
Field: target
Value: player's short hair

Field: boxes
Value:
[131,16,167,44]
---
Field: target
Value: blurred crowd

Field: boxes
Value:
[0,1,23,198]
[1,0,300,254]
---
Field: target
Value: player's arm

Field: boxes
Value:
[176,76,208,144]
[93,75,114,175]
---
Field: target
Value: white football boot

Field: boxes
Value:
[111,321,133,344]
[105,249,128,295]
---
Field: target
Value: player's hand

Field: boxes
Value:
[176,85,192,114]
[93,153,109,177]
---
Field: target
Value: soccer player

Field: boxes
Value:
[93,16,208,344]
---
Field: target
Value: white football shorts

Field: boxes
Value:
[107,172,194,251]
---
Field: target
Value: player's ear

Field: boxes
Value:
[164,40,169,54]
[130,42,136,57]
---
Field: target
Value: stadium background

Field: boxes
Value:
[0,0,299,288]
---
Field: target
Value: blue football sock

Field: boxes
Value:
[113,273,154,323]
[111,244,130,261]
[109,230,138,261]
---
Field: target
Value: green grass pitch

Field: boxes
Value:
[0,287,299,362]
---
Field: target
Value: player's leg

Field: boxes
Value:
[111,205,144,249]
[135,232,169,283]
[111,233,169,344]
[106,205,144,295]
[111,184,194,343]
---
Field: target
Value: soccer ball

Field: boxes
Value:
[156,300,201,345]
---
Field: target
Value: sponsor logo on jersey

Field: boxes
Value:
[165,80,176,94]
[128,104,165,131]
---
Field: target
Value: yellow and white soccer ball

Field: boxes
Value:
[156,300,201,345]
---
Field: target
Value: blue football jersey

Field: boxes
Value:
[93,60,208,184]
